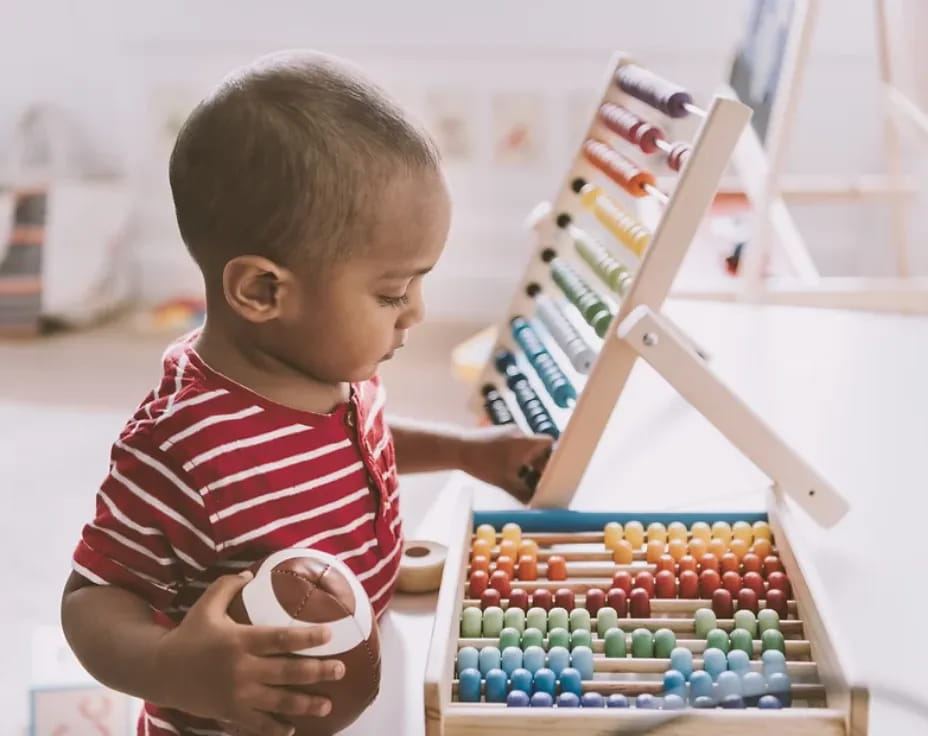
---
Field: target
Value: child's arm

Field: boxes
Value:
[62,570,343,736]
[388,417,552,503]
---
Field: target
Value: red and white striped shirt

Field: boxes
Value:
[72,334,403,736]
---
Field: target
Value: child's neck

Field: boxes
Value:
[193,320,350,415]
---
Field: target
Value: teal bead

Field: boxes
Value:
[456,646,479,675]
[501,646,524,676]
[478,646,502,676]
[499,627,521,650]
[631,628,654,658]
[482,606,505,638]
[526,607,548,635]
[548,607,569,632]
[604,627,627,658]
[504,607,526,633]
[571,645,595,680]
[761,650,787,677]
[596,606,619,638]
[706,628,731,653]
[669,647,693,680]
[653,628,676,659]
[521,627,544,650]
[727,649,750,675]
[523,645,546,673]
[758,608,780,635]
[729,627,753,657]
[761,628,786,654]
[548,627,570,649]
[733,609,757,638]
[461,607,482,638]
[547,645,571,677]
[569,608,592,632]
[570,629,592,651]
[703,647,727,680]
[694,608,717,638]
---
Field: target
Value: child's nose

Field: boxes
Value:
[396,295,424,329]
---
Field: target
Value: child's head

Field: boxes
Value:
[169,50,450,383]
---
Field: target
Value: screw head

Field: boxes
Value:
[642,333,658,347]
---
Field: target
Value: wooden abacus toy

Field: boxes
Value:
[423,495,867,735]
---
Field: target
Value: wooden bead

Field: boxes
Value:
[471,555,490,575]
[603,521,623,550]
[767,572,791,597]
[624,521,645,549]
[688,538,708,559]
[722,571,742,595]
[634,571,655,598]
[555,588,576,611]
[678,570,699,599]
[708,538,728,559]
[498,540,518,561]
[606,587,628,616]
[471,538,492,560]
[699,553,720,574]
[646,539,665,564]
[712,522,733,545]
[481,588,501,609]
[490,570,511,597]
[612,539,634,564]
[585,588,605,617]
[667,539,687,562]
[712,588,734,618]
[469,569,489,597]
[720,552,740,574]
[763,555,782,576]
[737,587,759,614]
[647,522,667,544]
[612,571,633,595]
[743,571,765,599]
[690,522,712,543]
[655,570,677,598]
[509,588,530,611]
[532,588,553,611]
[656,554,676,574]
[765,588,788,619]
[741,553,762,575]
[495,555,514,577]
[678,555,698,574]
[518,554,538,581]
[518,539,539,561]
[475,524,497,547]
[547,555,567,581]
[752,539,773,559]
[629,588,651,618]
[732,521,754,545]
[502,522,522,547]
[699,569,721,597]
[730,538,749,561]
[667,521,688,542]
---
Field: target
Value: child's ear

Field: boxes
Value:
[222,255,292,323]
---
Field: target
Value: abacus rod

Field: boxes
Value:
[644,184,669,204]
[461,597,800,615]
[654,138,675,155]
[457,637,812,657]
[453,656,818,677]
[685,102,707,118]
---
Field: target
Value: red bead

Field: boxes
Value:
[629,587,651,618]
[607,587,628,617]
[741,553,762,575]
[722,571,742,595]
[699,569,721,598]
[531,588,553,611]
[469,570,489,598]
[743,571,765,599]
[585,588,605,617]
[490,570,511,597]
[634,571,655,598]
[547,555,568,581]
[764,556,783,577]
[655,570,677,599]
[765,588,788,619]
[509,588,530,611]
[481,588,501,610]
[678,569,699,599]
[656,554,676,574]
[712,588,734,618]
[699,553,720,574]
[677,555,698,574]
[612,571,633,595]
[720,553,740,575]
[737,587,759,614]
[555,588,576,611]
[517,555,538,581]
[767,571,791,597]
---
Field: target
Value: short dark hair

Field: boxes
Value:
[168,50,440,276]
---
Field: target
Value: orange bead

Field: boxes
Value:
[667,539,687,562]
[471,538,492,560]
[699,553,720,574]
[752,539,773,559]
[495,555,514,577]
[612,539,634,564]
[730,538,749,561]
[547,554,568,581]
[688,538,708,559]
[646,539,665,564]
[678,555,698,574]
[517,554,538,581]
[498,539,518,561]
[656,554,676,574]
[518,539,539,561]
[708,538,728,559]
[720,552,740,575]
[471,555,490,575]
[741,553,762,575]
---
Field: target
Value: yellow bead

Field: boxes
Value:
[732,521,753,545]
[613,539,634,564]
[667,522,688,542]
[471,538,492,560]
[752,521,772,541]
[752,539,773,559]
[604,522,624,550]
[647,523,667,544]
[498,540,518,561]
[476,524,497,547]
[712,522,732,545]
[502,523,522,547]
[625,521,645,549]
[518,539,539,561]
[688,537,708,559]
[667,539,687,562]
[730,538,749,561]
[646,539,665,564]
[690,522,712,543]
[708,538,728,559]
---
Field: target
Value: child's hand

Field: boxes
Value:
[458,425,554,504]
[156,571,345,736]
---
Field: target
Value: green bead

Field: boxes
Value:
[694,608,717,639]
[604,627,627,658]
[653,628,677,659]
[526,607,548,635]
[548,627,570,649]
[729,627,753,656]
[758,608,780,634]
[733,609,758,638]
[499,626,521,650]
[548,607,570,632]
[592,309,613,338]
[631,628,654,658]
[521,627,544,650]
[569,608,592,632]
[504,607,526,633]
[761,629,786,654]
[482,606,505,638]
[706,628,730,653]
[460,606,482,638]
[570,629,593,651]
[596,607,619,638]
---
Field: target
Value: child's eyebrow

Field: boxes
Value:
[380,266,433,278]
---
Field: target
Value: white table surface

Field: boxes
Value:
[349,300,928,735]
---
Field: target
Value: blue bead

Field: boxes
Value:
[669,647,694,680]
[581,692,605,708]
[510,668,533,694]
[559,667,583,697]
[663,694,686,710]
[530,691,554,708]
[523,645,546,674]
[689,670,714,701]
[721,694,746,709]
[662,669,687,699]
[761,650,787,677]
[607,694,630,708]
[547,646,571,677]
[533,668,557,695]
[501,646,523,676]
[742,671,766,701]
[485,669,508,703]
[703,648,728,680]
[758,694,783,709]
[636,693,661,709]
[717,671,743,699]
[727,649,750,675]
[766,672,792,707]
[693,695,716,709]
[570,645,595,680]
[457,646,479,675]
[478,647,502,676]
[507,690,531,708]
[458,668,482,703]
[557,692,580,708]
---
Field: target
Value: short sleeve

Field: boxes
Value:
[72,431,217,610]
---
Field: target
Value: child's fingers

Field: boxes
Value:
[254,654,345,685]
[234,708,296,736]
[248,684,332,718]
[246,624,332,655]
[196,572,254,618]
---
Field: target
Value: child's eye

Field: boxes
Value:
[377,294,409,308]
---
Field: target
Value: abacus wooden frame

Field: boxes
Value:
[423,490,868,736]
[470,52,752,510]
